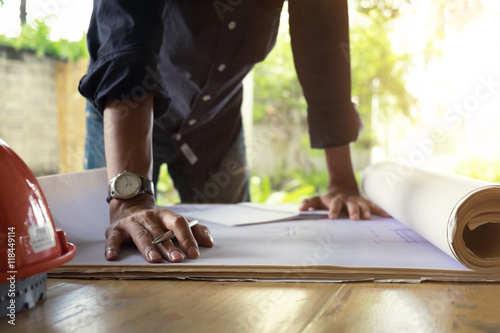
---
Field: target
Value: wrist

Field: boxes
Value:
[328,177,358,189]
[109,194,156,221]
[325,145,357,188]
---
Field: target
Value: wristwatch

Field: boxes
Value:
[107,171,155,203]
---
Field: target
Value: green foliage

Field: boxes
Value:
[250,175,273,203]
[0,19,88,60]
[155,164,181,205]
[454,157,500,183]
[250,172,316,204]
[249,165,365,205]
[155,164,320,206]
[253,2,417,151]
[349,1,417,148]
[250,168,326,205]
[253,16,306,124]
[250,1,418,203]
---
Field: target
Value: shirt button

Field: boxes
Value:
[218,64,226,72]
[202,94,211,101]
[188,119,197,126]
[175,134,182,141]
[228,21,237,30]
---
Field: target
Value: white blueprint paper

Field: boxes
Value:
[38,169,470,276]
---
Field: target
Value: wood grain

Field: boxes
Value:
[2,279,500,332]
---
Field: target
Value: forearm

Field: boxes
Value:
[103,95,154,181]
[101,95,213,262]
[325,144,358,190]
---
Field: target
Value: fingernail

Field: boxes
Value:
[148,250,161,262]
[187,246,200,259]
[206,231,214,244]
[351,213,359,220]
[169,249,184,262]
[106,249,116,260]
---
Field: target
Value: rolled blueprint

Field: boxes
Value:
[362,161,500,273]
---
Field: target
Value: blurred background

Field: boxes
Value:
[1,0,499,205]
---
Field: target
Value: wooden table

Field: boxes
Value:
[2,278,500,332]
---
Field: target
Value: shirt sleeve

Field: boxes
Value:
[288,0,362,148]
[78,0,170,117]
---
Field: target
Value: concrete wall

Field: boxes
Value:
[0,46,59,176]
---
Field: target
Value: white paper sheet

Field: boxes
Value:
[38,168,109,243]
[181,202,329,226]
[37,168,482,282]
[61,214,468,273]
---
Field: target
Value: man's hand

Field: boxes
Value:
[299,184,389,220]
[102,95,213,262]
[105,195,214,263]
[299,145,389,220]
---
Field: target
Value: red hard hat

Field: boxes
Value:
[0,138,75,290]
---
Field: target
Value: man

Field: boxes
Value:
[80,0,387,263]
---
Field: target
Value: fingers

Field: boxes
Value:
[325,194,382,221]
[105,221,163,263]
[104,228,123,261]
[128,222,163,263]
[192,224,214,248]
[368,203,391,218]
[355,201,371,220]
[302,194,370,220]
[153,221,214,262]
[105,208,214,263]
[159,214,200,259]
[344,199,361,220]
[155,240,185,263]
[299,196,324,211]
[327,197,343,219]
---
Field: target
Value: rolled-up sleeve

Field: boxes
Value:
[289,0,362,148]
[79,0,170,117]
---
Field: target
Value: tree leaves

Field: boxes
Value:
[0,19,88,60]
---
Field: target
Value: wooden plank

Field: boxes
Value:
[302,282,500,333]
[55,58,88,174]
[2,279,500,332]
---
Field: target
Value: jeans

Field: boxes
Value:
[84,103,106,170]
[84,102,250,203]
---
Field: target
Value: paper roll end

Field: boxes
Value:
[451,185,500,273]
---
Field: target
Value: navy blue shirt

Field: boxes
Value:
[79,0,361,181]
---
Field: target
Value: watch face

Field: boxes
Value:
[114,172,141,197]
